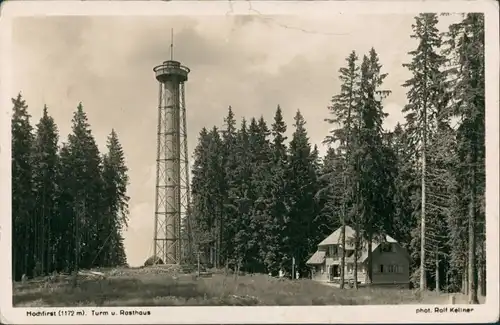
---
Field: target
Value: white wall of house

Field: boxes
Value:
[370,243,410,286]
[310,242,409,286]
[311,264,329,282]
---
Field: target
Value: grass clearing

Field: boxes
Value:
[13,268,481,307]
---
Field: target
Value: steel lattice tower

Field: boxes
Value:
[152,40,192,265]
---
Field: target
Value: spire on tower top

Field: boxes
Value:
[170,28,174,61]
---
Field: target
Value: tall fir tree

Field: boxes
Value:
[285,110,318,275]
[220,107,238,267]
[64,103,105,270]
[248,117,272,272]
[11,93,35,280]
[32,105,60,275]
[231,118,253,270]
[101,129,130,266]
[191,127,212,255]
[261,106,289,274]
[445,13,485,304]
[324,50,360,288]
[355,48,392,284]
[402,13,448,290]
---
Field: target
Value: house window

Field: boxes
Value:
[379,264,384,273]
[328,245,338,257]
[387,265,403,273]
[381,243,395,253]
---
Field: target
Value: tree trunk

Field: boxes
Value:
[366,230,373,285]
[23,219,29,277]
[435,247,440,293]
[420,144,427,290]
[468,149,479,304]
[218,205,223,268]
[47,213,52,274]
[353,232,359,289]
[420,91,427,291]
[478,260,484,297]
[340,223,346,289]
[13,241,17,281]
[463,253,468,295]
[479,240,486,296]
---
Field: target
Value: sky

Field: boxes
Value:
[11,13,460,267]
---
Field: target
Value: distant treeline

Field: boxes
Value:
[12,99,129,281]
[189,13,485,302]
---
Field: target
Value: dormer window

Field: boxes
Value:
[380,243,395,253]
[328,245,338,257]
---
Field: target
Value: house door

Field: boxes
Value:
[330,265,340,281]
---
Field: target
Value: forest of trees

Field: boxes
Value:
[190,13,486,303]
[11,98,129,281]
[11,13,485,304]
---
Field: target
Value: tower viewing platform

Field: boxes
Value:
[153,60,190,83]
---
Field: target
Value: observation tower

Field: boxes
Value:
[152,32,192,265]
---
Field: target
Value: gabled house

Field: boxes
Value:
[306,225,410,288]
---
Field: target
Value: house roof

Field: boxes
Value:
[318,225,357,248]
[308,242,403,266]
[318,225,398,248]
[314,226,402,262]
[306,250,326,265]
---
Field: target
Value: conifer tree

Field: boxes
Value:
[11,93,35,280]
[402,13,448,290]
[231,118,253,270]
[220,107,238,267]
[285,110,318,275]
[324,50,360,288]
[55,143,77,272]
[65,103,105,270]
[248,117,272,272]
[387,123,418,250]
[445,13,484,304]
[316,147,343,237]
[261,106,289,274]
[191,127,213,256]
[356,49,392,284]
[32,105,59,275]
[101,129,129,266]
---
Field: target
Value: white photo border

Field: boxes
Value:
[0,1,498,324]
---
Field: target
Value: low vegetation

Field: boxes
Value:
[13,269,477,307]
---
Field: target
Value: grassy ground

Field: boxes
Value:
[12,268,482,307]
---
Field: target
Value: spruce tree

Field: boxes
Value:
[231,118,253,271]
[191,126,228,265]
[402,13,448,290]
[285,110,318,275]
[445,13,484,304]
[324,50,360,288]
[101,129,129,266]
[55,143,77,273]
[32,105,59,275]
[316,147,343,238]
[355,49,392,284]
[387,123,418,250]
[11,93,35,280]
[191,127,212,255]
[65,103,105,270]
[220,107,238,268]
[248,117,272,272]
[261,106,288,274]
